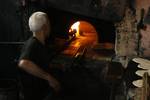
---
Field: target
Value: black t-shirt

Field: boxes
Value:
[19,37,53,99]
[20,36,51,70]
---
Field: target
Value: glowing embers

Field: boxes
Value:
[69,21,80,38]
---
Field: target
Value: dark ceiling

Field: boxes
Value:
[47,0,135,21]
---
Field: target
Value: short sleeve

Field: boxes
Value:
[19,39,38,62]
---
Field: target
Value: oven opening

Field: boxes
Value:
[68,21,98,47]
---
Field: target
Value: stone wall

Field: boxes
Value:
[114,7,138,68]
[136,0,150,57]
[114,0,150,68]
[115,8,138,57]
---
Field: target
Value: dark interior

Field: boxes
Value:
[0,0,149,100]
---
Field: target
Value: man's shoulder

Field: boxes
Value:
[25,37,39,47]
[21,37,40,53]
[26,37,37,44]
[19,37,40,60]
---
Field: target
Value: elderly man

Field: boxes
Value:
[18,11,60,100]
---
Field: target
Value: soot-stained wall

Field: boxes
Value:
[136,0,150,57]
[47,0,127,21]
[114,0,150,68]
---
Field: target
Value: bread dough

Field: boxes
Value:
[132,79,143,88]
[137,64,150,69]
[133,58,150,67]
[135,70,150,77]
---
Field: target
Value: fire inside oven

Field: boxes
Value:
[62,20,114,57]
[68,21,98,46]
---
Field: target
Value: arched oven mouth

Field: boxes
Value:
[53,20,115,60]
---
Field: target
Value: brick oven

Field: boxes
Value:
[16,0,122,99]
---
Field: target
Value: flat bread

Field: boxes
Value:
[135,70,150,77]
[132,79,143,88]
[137,64,150,69]
[132,58,150,67]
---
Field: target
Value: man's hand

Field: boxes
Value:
[47,75,61,92]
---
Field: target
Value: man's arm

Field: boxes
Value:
[18,59,60,91]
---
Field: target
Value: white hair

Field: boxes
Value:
[29,11,48,33]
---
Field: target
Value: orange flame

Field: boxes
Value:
[70,21,80,37]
